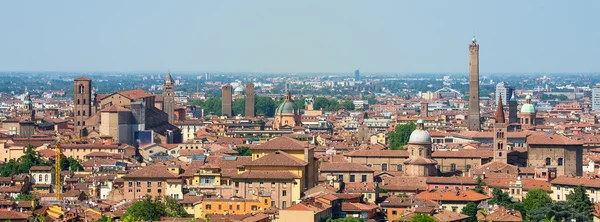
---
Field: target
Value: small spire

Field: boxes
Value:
[416,119,424,130]
[472,36,476,43]
[510,91,516,101]
[495,97,505,123]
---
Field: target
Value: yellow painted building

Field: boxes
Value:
[200,196,271,218]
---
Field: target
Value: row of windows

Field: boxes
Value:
[205,204,261,211]
[128,181,163,187]
[545,157,564,166]
[128,188,162,193]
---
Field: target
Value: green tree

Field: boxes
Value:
[522,188,552,215]
[461,202,479,222]
[164,195,187,217]
[0,145,50,177]
[313,97,340,111]
[200,97,222,115]
[15,194,36,201]
[489,187,512,206]
[388,122,416,150]
[293,97,306,110]
[566,185,593,220]
[234,146,252,156]
[528,201,588,222]
[122,195,167,221]
[409,213,436,222]
[95,215,113,222]
[341,100,355,111]
[232,98,245,116]
[378,187,388,193]
[60,157,83,171]
[472,175,486,194]
[255,96,276,117]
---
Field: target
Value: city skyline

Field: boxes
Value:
[1,0,599,73]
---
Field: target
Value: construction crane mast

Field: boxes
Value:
[55,134,62,201]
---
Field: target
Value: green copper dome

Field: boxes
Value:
[234,87,244,92]
[521,103,535,113]
[275,101,298,115]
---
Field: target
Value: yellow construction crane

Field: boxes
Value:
[55,133,62,201]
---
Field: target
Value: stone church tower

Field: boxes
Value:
[163,72,175,124]
[468,37,481,131]
[493,97,509,163]
[74,76,92,138]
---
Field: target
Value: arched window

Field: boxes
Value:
[77,99,80,105]
[558,158,563,166]
[83,111,86,116]
[526,119,529,124]
[82,121,85,126]
[419,149,423,156]
[382,163,388,171]
[38,175,42,181]
[79,85,84,93]
[83,99,86,104]
[77,121,80,126]
[77,111,80,116]
[499,152,503,157]
[545,157,551,166]
[466,164,472,172]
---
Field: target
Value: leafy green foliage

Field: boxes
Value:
[122,195,187,220]
[192,98,222,116]
[293,97,305,110]
[232,98,246,116]
[566,185,593,220]
[522,188,552,215]
[528,201,589,222]
[60,157,83,171]
[378,187,388,193]
[409,213,436,222]
[388,122,416,150]
[461,202,479,222]
[15,194,36,201]
[95,215,113,222]
[0,145,50,177]
[255,96,276,117]
[341,100,355,110]
[473,175,486,194]
[234,146,252,156]
[489,187,512,206]
[313,97,339,111]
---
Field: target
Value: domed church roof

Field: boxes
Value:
[408,119,431,144]
[275,87,299,115]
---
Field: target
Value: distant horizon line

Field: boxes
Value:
[0,71,598,75]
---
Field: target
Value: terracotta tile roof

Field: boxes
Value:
[117,89,153,99]
[205,156,252,178]
[551,175,600,189]
[380,177,427,192]
[416,190,490,202]
[0,211,31,220]
[244,151,307,167]
[84,151,113,157]
[433,210,471,222]
[344,182,376,192]
[453,131,534,139]
[0,177,11,182]
[231,170,300,180]
[527,133,583,145]
[380,196,439,208]
[432,149,493,159]
[251,136,313,151]
[320,162,374,173]
[122,165,178,179]
[485,178,551,192]
[30,166,53,171]
[426,176,477,185]
[178,194,203,204]
[101,104,130,112]
[477,205,523,221]
[344,150,409,158]
[341,202,378,211]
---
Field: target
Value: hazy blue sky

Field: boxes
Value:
[0,1,598,73]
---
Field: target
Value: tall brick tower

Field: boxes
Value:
[164,72,175,124]
[468,37,481,131]
[245,83,255,117]
[221,85,232,117]
[493,97,509,163]
[74,76,92,138]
